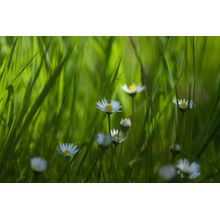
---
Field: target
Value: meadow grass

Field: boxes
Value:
[0,36,220,182]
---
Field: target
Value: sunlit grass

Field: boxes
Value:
[0,36,220,182]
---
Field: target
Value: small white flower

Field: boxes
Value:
[96,133,112,147]
[173,98,194,111]
[110,129,126,144]
[176,158,200,179]
[97,98,122,114]
[122,83,145,96]
[57,143,78,157]
[159,165,176,181]
[30,157,47,173]
[189,162,201,179]
[120,118,132,130]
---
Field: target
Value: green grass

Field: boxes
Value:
[0,36,220,182]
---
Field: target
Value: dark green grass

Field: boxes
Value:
[0,36,219,182]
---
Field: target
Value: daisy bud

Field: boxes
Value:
[96,133,112,147]
[120,118,132,131]
[170,144,181,155]
[30,157,47,173]
[159,165,176,181]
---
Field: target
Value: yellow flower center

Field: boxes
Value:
[63,150,70,156]
[179,101,188,109]
[128,85,137,91]
[105,104,113,112]
[181,166,191,174]
[113,133,120,139]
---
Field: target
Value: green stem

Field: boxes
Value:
[109,144,117,182]
[118,142,124,165]
[85,155,100,182]
[131,96,135,116]
[98,155,103,182]
[97,147,106,182]
[33,172,40,183]
[107,114,111,134]
[85,147,105,182]
[58,157,72,182]
[66,158,70,182]
[175,109,184,143]
[67,169,69,183]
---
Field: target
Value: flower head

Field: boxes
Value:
[57,143,78,157]
[97,98,122,114]
[173,98,194,111]
[176,158,200,179]
[96,133,112,147]
[30,157,47,173]
[110,129,126,144]
[159,165,176,181]
[122,83,145,96]
[170,144,181,155]
[120,118,132,131]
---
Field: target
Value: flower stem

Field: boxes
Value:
[109,144,117,182]
[131,96,135,116]
[85,147,105,182]
[98,155,103,182]
[58,157,73,182]
[33,172,40,183]
[107,113,111,134]
[85,155,99,182]
[97,148,106,182]
[66,159,70,182]
[67,170,69,182]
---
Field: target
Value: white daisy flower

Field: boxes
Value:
[110,129,126,144]
[176,158,200,179]
[30,157,47,173]
[189,162,201,179]
[120,118,132,131]
[121,83,145,96]
[159,165,176,181]
[97,98,122,114]
[173,98,194,111]
[96,133,112,147]
[57,143,78,157]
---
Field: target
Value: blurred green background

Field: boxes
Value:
[0,36,220,182]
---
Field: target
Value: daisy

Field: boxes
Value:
[57,143,78,157]
[120,118,132,131]
[97,98,122,114]
[96,133,112,147]
[110,129,126,144]
[121,83,145,96]
[159,165,176,181]
[176,158,200,179]
[30,157,47,173]
[173,98,194,111]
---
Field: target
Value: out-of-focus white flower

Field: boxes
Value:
[110,129,126,144]
[176,158,200,179]
[188,162,201,179]
[173,98,194,111]
[57,143,78,157]
[120,118,132,131]
[170,144,181,154]
[122,83,145,96]
[96,133,112,147]
[159,165,176,181]
[30,157,47,173]
[97,98,122,114]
